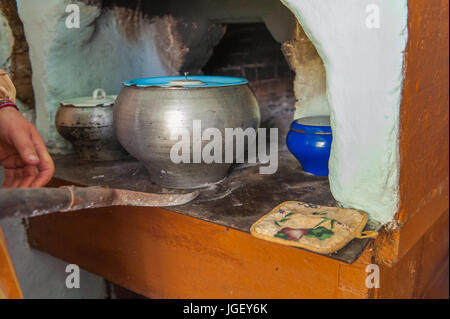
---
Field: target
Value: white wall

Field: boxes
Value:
[16,0,169,153]
[282,0,408,223]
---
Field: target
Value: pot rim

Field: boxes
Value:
[60,89,116,107]
[290,116,332,135]
[123,75,249,88]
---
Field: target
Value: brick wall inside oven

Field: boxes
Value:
[203,23,296,143]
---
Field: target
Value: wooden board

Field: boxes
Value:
[27,205,374,299]
[375,0,449,266]
[50,151,373,264]
[0,226,22,299]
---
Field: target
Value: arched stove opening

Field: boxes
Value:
[6,0,408,224]
[203,23,296,142]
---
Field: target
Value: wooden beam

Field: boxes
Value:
[27,205,373,299]
[375,0,449,266]
[398,0,449,225]
[0,226,23,299]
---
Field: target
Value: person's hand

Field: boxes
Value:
[0,107,55,188]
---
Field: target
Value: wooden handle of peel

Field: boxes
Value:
[0,187,74,219]
[0,186,199,220]
[0,187,116,220]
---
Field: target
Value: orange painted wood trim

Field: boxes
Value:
[27,205,374,299]
[414,211,449,298]
[398,0,449,224]
[0,226,23,299]
[374,211,449,298]
[374,187,449,265]
[375,236,423,299]
[422,259,449,299]
[376,0,449,265]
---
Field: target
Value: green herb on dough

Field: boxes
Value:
[305,227,334,240]
[312,212,327,216]
[285,212,295,217]
[274,233,288,240]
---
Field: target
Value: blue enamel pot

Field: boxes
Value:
[286,116,332,176]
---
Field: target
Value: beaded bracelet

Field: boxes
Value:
[0,98,18,111]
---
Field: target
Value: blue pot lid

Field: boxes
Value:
[123,75,248,88]
[291,116,332,134]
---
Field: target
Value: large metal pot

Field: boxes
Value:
[114,75,261,189]
[56,89,130,161]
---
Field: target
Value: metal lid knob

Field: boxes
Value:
[166,79,206,86]
[166,72,206,87]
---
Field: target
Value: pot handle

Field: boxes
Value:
[92,88,106,100]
